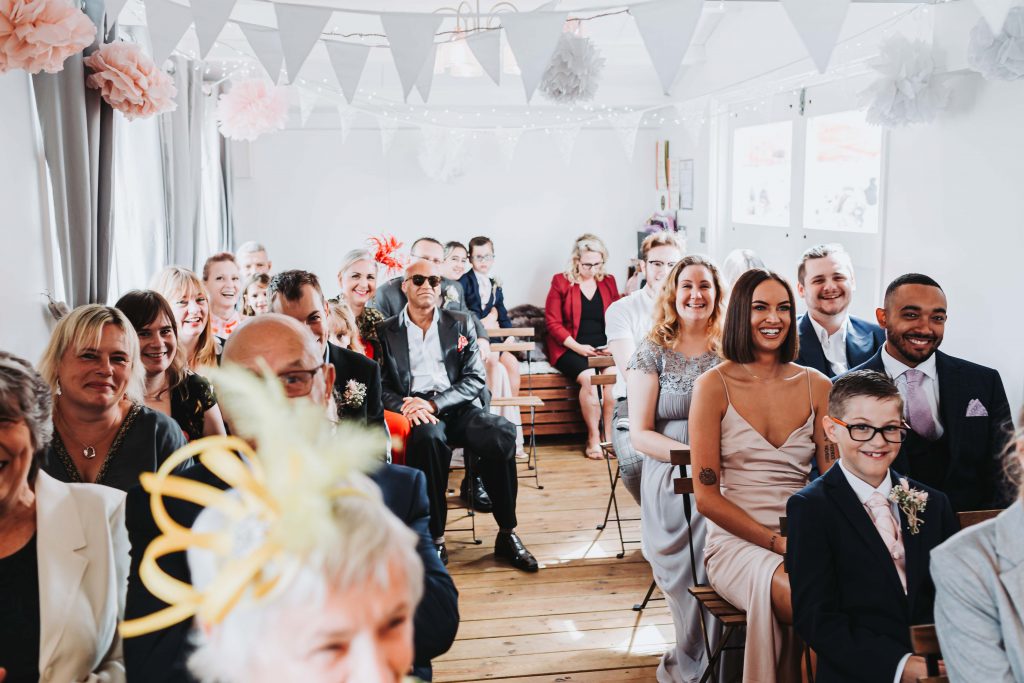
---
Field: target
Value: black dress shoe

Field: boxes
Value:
[435,543,448,566]
[494,531,539,572]
[460,476,493,513]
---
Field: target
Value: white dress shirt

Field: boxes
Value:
[475,271,493,308]
[604,286,657,400]
[880,346,944,438]
[402,306,452,394]
[808,314,850,375]
[836,460,911,682]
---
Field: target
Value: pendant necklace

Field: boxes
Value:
[740,362,781,381]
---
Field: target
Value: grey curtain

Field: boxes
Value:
[213,82,235,253]
[32,0,114,307]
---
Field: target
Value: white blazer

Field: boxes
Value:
[35,471,129,683]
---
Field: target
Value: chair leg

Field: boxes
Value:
[632,579,658,611]
[596,449,616,530]
[528,405,542,489]
[608,465,626,558]
[699,623,737,683]
[467,455,480,545]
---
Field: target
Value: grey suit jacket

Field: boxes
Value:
[932,500,1024,683]
[373,276,488,340]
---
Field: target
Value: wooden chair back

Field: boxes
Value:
[957,509,1000,529]
[484,326,535,337]
[587,355,615,369]
[910,624,947,682]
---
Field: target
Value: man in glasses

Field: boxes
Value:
[268,269,385,432]
[787,370,956,683]
[125,314,459,682]
[604,231,684,504]
[376,259,539,572]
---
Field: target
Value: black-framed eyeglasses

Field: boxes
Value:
[646,260,678,269]
[406,274,442,288]
[578,262,604,271]
[472,254,495,262]
[276,365,326,398]
[829,416,909,444]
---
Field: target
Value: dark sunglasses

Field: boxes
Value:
[406,274,442,288]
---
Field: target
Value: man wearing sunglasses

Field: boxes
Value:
[375,259,538,572]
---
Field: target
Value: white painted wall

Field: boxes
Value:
[0,71,57,361]
[232,122,657,309]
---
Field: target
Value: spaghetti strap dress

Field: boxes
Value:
[704,367,816,683]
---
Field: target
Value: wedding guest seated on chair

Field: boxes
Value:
[689,269,832,682]
[151,266,219,372]
[268,270,385,432]
[788,370,957,683]
[202,253,242,340]
[608,230,683,503]
[37,305,187,492]
[544,233,620,459]
[234,240,272,280]
[116,290,227,442]
[0,352,130,683]
[795,244,884,379]
[375,259,538,571]
[627,255,725,682]
[122,314,458,682]
[849,273,1013,511]
[327,295,364,354]
[240,273,270,317]
[932,411,1024,683]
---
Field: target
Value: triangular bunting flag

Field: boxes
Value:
[337,105,358,144]
[466,29,501,85]
[192,0,237,58]
[381,13,442,102]
[415,44,437,102]
[146,0,194,65]
[552,125,581,165]
[611,111,644,160]
[631,0,703,95]
[274,3,332,83]
[106,0,130,23]
[324,40,370,104]
[494,128,523,168]
[780,0,850,73]
[297,86,317,126]
[500,11,567,102]
[973,0,1017,33]
[239,23,285,82]
[378,116,400,155]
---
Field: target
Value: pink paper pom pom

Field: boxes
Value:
[215,79,289,141]
[0,0,96,74]
[84,41,177,120]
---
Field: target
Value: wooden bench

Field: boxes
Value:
[519,372,585,438]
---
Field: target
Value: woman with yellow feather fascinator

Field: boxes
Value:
[120,363,424,682]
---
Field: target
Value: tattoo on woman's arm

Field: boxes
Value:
[699,467,718,486]
[825,442,838,462]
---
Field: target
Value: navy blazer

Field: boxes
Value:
[795,313,885,379]
[124,461,459,682]
[458,271,511,333]
[788,465,957,683]
[847,349,1014,511]
[327,341,386,431]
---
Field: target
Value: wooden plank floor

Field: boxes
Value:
[435,443,670,682]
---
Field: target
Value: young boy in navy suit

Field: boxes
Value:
[787,370,958,683]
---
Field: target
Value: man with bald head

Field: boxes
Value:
[124,313,459,682]
[376,259,538,571]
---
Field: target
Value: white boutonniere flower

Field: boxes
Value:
[888,478,929,535]
[491,276,502,290]
[341,380,367,409]
[443,285,460,306]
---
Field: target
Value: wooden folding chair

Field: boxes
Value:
[910,624,947,683]
[487,327,545,489]
[672,448,747,683]
[445,457,481,545]
[779,515,814,683]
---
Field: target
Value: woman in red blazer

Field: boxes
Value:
[544,234,620,458]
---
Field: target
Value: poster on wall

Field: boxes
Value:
[679,158,695,210]
[731,121,792,227]
[802,110,883,233]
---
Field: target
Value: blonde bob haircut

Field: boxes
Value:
[38,304,146,404]
[647,255,726,355]
[151,266,219,370]
[564,233,610,284]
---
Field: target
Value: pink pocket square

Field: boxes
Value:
[966,399,989,417]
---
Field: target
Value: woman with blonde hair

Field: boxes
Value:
[37,304,187,491]
[151,266,220,371]
[627,255,726,681]
[544,233,620,458]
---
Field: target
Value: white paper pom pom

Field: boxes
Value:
[968,7,1024,81]
[539,32,605,105]
[859,35,950,128]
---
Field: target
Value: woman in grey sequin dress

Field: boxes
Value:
[627,256,727,683]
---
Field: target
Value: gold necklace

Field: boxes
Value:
[739,362,781,381]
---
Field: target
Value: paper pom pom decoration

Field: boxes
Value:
[215,79,289,141]
[539,32,605,104]
[84,42,177,120]
[859,35,950,128]
[0,0,95,74]
[968,7,1024,81]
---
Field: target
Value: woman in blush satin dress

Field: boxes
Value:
[689,269,832,682]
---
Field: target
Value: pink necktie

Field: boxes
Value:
[865,492,907,593]
[903,369,938,441]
